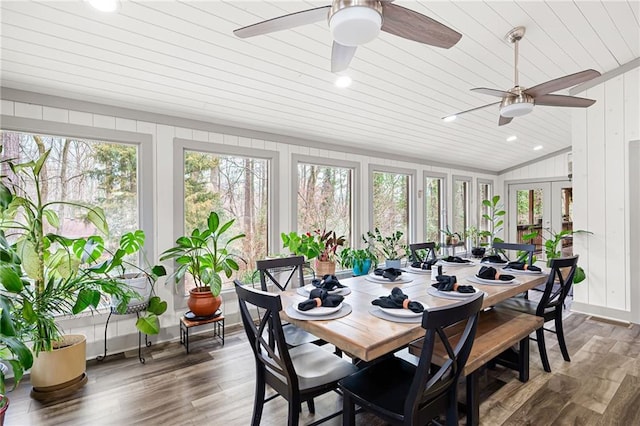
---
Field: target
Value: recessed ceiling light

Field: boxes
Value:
[334,75,352,88]
[442,115,457,123]
[506,135,517,142]
[88,0,119,12]
[533,145,543,151]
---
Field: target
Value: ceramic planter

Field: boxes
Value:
[385,259,402,269]
[352,259,372,276]
[188,288,222,317]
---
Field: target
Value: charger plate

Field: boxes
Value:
[284,303,352,321]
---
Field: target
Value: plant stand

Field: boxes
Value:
[97,302,151,364]
[179,310,225,353]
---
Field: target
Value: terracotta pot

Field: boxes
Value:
[30,335,88,400]
[188,288,222,317]
[0,395,8,426]
[315,260,336,277]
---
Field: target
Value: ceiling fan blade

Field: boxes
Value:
[471,87,513,98]
[524,69,601,97]
[534,94,596,108]
[331,42,357,73]
[234,6,330,38]
[443,102,500,119]
[381,3,462,48]
[499,116,514,126]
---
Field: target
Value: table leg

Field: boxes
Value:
[466,371,480,426]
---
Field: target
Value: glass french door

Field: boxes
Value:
[508,180,573,259]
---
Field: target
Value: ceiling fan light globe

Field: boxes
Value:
[500,102,534,117]
[329,6,382,46]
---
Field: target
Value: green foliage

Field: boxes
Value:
[363,228,406,261]
[522,227,592,283]
[160,211,245,297]
[0,149,143,353]
[339,246,378,270]
[0,294,34,394]
[440,225,462,244]
[481,195,506,254]
[281,229,345,262]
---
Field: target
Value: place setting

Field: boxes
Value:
[466,266,520,286]
[427,275,483,300]
[365,267,414,284]
[296,274,352,297]
[368,287,426,323]
[501,261,544,275]
[436,256,476,267]
[406,258,438,275]
[479,254,509,266]
[285,288,352,321]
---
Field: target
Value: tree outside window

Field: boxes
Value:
[372,171,409,247]
[424,176,443,243]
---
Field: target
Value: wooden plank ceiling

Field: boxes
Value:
[1,1,638,172]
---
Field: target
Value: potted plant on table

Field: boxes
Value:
[281,229,345,276]
[480,195,506,255]
[0,149,141,400]
[364,228,406,269]
[160,211,245,318]
[339,246,377,276]
[466,225,486,258]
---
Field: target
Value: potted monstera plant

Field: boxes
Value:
[0,149,140,400]
[160,211,245,318]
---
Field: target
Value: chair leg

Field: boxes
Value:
[342,393,356,426]
[289,395,300,426]
[307,398,315,413]
[536,328,551,373]
[252,370,266,426]
[555,315,571,362]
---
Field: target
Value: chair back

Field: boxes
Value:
[234,280,299,394]
[537,255,579,315]
[492,242,536,265]
[256,256,306,292]
[407,291,484,424]
[409,242,437,263]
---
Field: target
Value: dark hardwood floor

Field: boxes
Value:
[5,311,640,425]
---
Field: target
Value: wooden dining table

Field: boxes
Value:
[279,262,547,362]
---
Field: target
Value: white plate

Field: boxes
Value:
[474,276,516,284]
[437,260,475,267]
[366,273,414,284]
[502,268,543,275]
[379,306,424,318]
[293,302,343,316]
[303,283,346,294]
[407,266,433,274]
[437,287,478,297]
[480,260,508,266]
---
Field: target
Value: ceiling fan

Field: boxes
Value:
[233,0,462,73]
[444,26,601,126]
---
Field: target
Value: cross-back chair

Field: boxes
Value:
[498,255,579,372]
[409,242,438,264]
[492,242,536,265]
[235,281,357,426]
[338,291,484,425]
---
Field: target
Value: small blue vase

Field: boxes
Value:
[353,259,372,276]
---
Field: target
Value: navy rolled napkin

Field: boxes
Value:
[371,287,424,313]
[481,254,507,264]
[312,274,345,291]
[411,258,438,270]
[477,266,515,281]
[442,256,472,264]
[505,261,541,272]
[374,267,403,281]
[432,275,475,293]
[298,288,344,311]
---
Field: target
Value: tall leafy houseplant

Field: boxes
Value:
[480,195,506,254]
[364,228,406,268]
[0,149,137,353]
[160,211,244,317]
[281,229,345,276]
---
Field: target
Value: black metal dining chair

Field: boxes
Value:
[256,256,321,347]
[338,291,484,426]
[235,281,358,426]
[497,255,579,372]
[408,242,437,264]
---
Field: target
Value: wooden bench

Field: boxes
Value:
[409,307,543,426]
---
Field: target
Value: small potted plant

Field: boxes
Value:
[160,211,245,318]
[281,229,345,276]
[364,228,406,269]
[440,225,462,246]
[466,226,486,258]
[339,246,377,276]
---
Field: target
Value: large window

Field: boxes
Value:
[183,149,269,286]
[424,174,445,243]
[452,176,471,239]
[296,162,352,243]
[478,179,493,238]
[1,130,140,254]
[371,169,411,247]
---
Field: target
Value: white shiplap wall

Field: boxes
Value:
[571,67,640,322]
[0,93,497,357]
